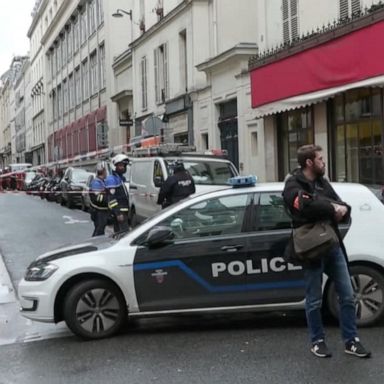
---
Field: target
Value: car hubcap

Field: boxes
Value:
[76,288,120,333]
[351,274,383,321]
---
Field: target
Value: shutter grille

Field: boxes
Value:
[290,0,297,16]
[291,16,298,40]
[351,0,361,16]
[283,20,290,43]
[339,0,349,19]
[282,0,289,21]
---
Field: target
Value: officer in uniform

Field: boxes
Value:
[89,161,109,237]
[105,154,130,233]
[157,160,196,208]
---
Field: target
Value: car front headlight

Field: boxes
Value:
[24,262,58,281]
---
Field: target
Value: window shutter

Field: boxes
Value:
[163,43,168,101]
[339,0,349,19]
[154,49,159,103]
[290,0,298,40]
[351,0,361,16]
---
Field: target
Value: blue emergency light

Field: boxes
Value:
[227,175,257,187]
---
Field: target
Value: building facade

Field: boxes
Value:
[249,0,384,186]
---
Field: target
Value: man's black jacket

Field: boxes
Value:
[282,168,350,263]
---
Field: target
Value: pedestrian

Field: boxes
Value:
[282,144,371,358]
[105,154,130,233]
[157,160,195,208]
[89,161,109,237]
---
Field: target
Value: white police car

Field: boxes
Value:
[18,177,384,339]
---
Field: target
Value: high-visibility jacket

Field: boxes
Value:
[105,171,129,215]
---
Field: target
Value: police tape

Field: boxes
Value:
[0,190,106,195]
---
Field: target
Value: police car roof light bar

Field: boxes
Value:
[227,175,257,187]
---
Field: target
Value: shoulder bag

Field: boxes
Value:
[292,221,339,262]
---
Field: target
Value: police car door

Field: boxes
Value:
[133,192,254,312]
[244,191,306,305]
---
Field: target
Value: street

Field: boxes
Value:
[0,192,384,384]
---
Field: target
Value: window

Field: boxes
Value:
[97,0,104,25]
[277,107,313,179]
[67,27,72,60]
[57,84,62,117]
[61,34,66,66]
[340,0,361,20]
[63,79,68,113]
[254,193,291,231]
[153,160,164,184]
[145,194,250,241]
[164,159,237,185]
[82,59,89,100]
[73,17,79,52]
[140,56,147,110]
[56,41,61,71]
[154,43,168,103]
[99,44,106,88]
[68,73,74,109]
[81,9,88,44]
[89,0,97,34]
[179,29,187,93]
[282,0,299,43]
[75,66,81,105]
[90,51,98,95]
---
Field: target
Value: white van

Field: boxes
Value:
[129,153,238,225]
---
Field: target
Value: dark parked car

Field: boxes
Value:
[60,167,92,208]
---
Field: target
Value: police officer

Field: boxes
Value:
[105,154,130,233]
[89,161,109,237]
[157,160,195,208]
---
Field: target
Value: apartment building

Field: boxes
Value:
[33,0,136,165]
[28,0,47,166]
[112,0,259,174]
[0,56,28,168]
[249,0,384,185]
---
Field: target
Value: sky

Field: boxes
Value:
[0,0,35,76]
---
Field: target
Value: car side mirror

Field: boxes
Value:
[154,176,163,188]
[145,226,175,248]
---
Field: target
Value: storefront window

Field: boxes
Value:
[278,107,314,179]
[332,88,383,185]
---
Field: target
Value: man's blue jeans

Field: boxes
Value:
[304,245,357,343]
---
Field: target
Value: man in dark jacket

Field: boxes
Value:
[90,161,109,236]
[283,144,371,359]
[157,160,195,208]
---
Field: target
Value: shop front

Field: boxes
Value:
[249,8,384,185]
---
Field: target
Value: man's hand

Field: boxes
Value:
[116,214,124,223]
[331,203,348,222]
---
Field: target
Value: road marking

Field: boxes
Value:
[62,215,89,224]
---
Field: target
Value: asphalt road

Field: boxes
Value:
[0,192,383,384]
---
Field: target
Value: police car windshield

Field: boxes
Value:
[165,160,236,185]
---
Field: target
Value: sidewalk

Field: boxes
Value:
[0,252,70,345]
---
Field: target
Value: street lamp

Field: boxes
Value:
[112,9,132,20]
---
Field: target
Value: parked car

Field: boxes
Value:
[81,173,95,211]
[128,146,238,226]
[18,179,384,340]
[60,167,92,208]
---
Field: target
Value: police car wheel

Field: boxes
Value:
[63,279,127,340]
[326,265,384,327]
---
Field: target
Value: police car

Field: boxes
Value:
[18,176,384,339]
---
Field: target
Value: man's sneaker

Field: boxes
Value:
[345,338,371,358]
[311,340,332,358]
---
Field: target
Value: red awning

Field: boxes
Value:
[250,20,384,109]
